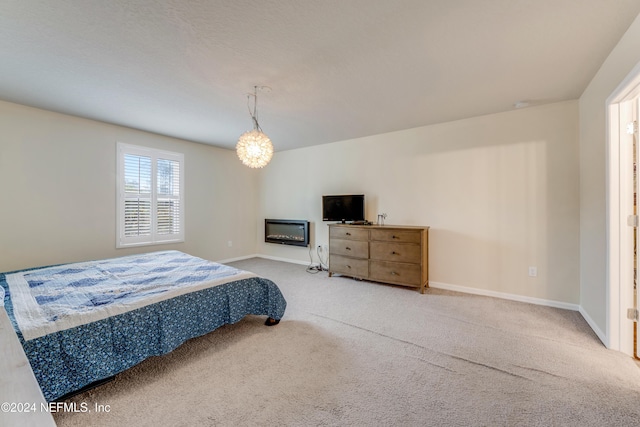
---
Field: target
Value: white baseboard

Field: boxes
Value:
[255,254,312,266]
[218,255,607,344]
[217,254,312,267]
[215,254,261,264]
[225,254,582,311]
[578,306,608,347]
[429,281,580,311]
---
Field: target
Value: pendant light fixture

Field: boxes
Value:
[236,86,274,168]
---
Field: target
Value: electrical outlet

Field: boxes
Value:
[528,266,537,277]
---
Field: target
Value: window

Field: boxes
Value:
[117,143,184,248]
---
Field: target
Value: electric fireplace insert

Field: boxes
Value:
[265,219,310,247]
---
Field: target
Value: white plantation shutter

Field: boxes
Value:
[156,158,181,236]
[124,154,152,238]
[117,143,184,247]
[124,198,152,236]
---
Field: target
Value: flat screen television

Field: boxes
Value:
[322,194,365,223]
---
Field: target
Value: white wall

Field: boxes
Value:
[258,101,580,305]
[579,14,640,340]
[0,100,259,272]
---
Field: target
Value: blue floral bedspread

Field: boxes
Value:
[0,251,287,401]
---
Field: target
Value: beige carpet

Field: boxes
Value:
[53,258,640,426]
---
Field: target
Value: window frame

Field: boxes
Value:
[116,142,185,248]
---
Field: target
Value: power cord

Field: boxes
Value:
[316,245,328,271]
[306,245,329,274]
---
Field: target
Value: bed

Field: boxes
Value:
[0,250,287,402]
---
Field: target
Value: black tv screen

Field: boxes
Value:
[322,194,365,222]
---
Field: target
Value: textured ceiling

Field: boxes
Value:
[1,0,639,151]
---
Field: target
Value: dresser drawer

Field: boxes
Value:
[329,239,369,258]
[329,255,369,278]
[329,227,369,241]
[369,261,422,286]
[370,242,421,264]
[370,229,422,244]
[330,238,368,258]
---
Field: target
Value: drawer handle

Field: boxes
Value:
[391,271,398,275]
[392,235,399,239]
[392,251,398,255]
[346,247,351,250]
[346,232,351,236]
[347,265,352,269]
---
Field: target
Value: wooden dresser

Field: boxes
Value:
[328,224,429,293]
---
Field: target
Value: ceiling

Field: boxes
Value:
[1,1,639,152]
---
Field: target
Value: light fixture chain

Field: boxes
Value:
[253,86,259,129]
[246,86,263,131]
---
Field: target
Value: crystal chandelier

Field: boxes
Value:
[236,86,274,168]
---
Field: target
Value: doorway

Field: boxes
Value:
[607,61,640,358]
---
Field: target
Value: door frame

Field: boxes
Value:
[606,60,640,356]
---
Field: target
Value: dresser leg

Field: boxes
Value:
[420,281,429,294]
